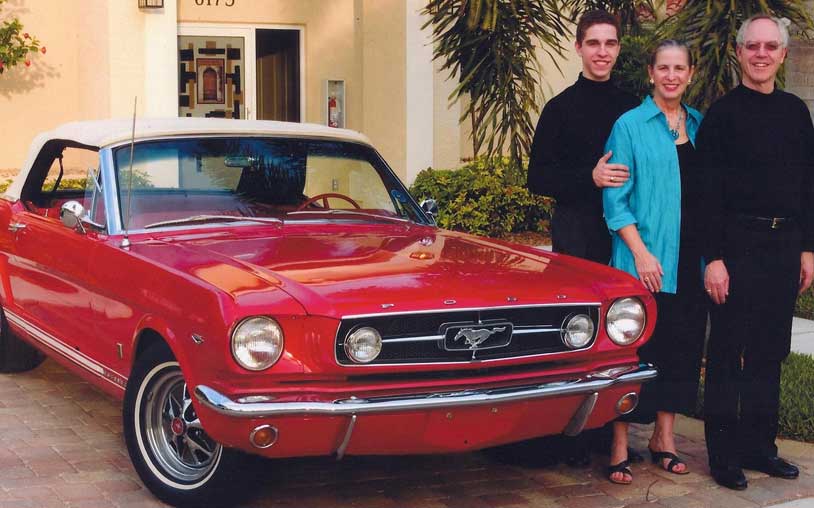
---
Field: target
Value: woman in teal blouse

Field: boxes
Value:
[603,40,706,485]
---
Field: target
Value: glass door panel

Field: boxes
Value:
[178,35,246,119]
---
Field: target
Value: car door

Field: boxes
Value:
[4,146,117,380]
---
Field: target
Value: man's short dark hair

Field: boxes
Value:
[576,10,621,45]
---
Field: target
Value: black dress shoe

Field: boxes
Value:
[741,456,799,479]
[711,465,748,490]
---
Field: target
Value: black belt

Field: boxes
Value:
[735,214,796,231]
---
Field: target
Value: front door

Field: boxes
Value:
[178,31,248,119]
[178,25,303,121]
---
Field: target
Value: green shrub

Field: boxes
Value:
[0,177,86,195]
[778,352,814,442]
[409,157,553,237]
[795,286,814,320]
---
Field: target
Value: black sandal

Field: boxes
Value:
[607,459,633,485]
[649,448,690,475]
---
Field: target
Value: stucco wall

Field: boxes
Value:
[0,0,600,184]
[359,0,407,180]
[0,0,111,175]
[787,39,814,115]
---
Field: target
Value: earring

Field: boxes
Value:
[688,79,692,84]
[649,78,654,84]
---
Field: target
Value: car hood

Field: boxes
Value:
[134,225,640,318]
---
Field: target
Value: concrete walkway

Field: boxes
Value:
[792,317,814,357]
[0,359,811,507]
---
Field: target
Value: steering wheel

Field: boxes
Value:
[295,193,361,211]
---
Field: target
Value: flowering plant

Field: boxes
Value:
[0,0,43,74]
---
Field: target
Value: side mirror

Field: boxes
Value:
[60,201,87,233]
[420,198,438,221]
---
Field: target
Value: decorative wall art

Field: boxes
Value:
[178,36,244,119]
[196,58,225,104]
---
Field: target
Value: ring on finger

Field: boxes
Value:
[610,176,616,183]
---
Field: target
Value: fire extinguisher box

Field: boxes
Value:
[325,79,345,128]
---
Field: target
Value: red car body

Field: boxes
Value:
[0,119,656,506]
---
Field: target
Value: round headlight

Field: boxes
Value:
[561,314,595,349]
[231,317,284,371]
[606,297,646,345]
[344,327,382,364]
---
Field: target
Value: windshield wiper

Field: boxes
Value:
[285,210,409,223]
[143,214,283,229]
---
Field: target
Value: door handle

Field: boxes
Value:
[8,223,26,233]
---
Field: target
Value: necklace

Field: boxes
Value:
[667,110,685,140]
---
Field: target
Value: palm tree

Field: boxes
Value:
[422,0,573,166]
[660,1,814,110]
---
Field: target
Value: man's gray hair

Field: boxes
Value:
[736,14,791,48]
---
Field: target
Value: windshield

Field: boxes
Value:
[112,137,427,230]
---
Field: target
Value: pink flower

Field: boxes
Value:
[0,61,4,70]
[23,33,30,39]
[24,60,31,67]
[40,46,46,54]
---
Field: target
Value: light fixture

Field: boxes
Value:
[138,0,164,8]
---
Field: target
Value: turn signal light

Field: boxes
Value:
[616,392,639,415]
[249,425,278,449]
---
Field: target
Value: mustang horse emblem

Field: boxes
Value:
[453,327,507,349]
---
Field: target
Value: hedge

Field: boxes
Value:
[409,157,552,238]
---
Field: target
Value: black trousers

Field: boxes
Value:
[704,226,800,468]
[551,204,610,264]
[551,203,613,456]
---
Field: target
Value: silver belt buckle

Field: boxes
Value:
[771,217,780,229]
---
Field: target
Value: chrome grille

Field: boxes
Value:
[335,304,600,365]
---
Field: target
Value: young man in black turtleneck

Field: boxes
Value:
[526,10,640,467]
[528,10,639,263]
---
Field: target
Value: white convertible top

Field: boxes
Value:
[7,118,372,201]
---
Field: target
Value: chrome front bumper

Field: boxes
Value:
[194,363,657,418]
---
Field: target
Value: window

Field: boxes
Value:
[112,138,427,229]
[25,145,102,224]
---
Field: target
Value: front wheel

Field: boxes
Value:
[124,344,244,507]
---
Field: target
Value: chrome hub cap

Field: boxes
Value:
[143,369,221,483]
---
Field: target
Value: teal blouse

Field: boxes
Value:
[603,96,703,294]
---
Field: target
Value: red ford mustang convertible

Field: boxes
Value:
[0,119,656,506]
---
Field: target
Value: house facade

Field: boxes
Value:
[0,0,581,184]
[3,1,812,184]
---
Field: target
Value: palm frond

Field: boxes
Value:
[423,0,573,165]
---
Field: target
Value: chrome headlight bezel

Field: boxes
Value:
[344,326,383,364]
[560,313,595,349]
[231,316,284,371]
[606,297,646,345]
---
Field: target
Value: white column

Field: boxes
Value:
[143,0,179,117]
[405,0,434,185]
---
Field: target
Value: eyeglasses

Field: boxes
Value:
[743,41,783,52]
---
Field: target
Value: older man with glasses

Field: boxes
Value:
[695,14,814,491]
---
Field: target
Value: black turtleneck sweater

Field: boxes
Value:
[695,84,814,258]
[527,74,639,211]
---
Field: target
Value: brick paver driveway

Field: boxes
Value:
[0,359,812,508]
